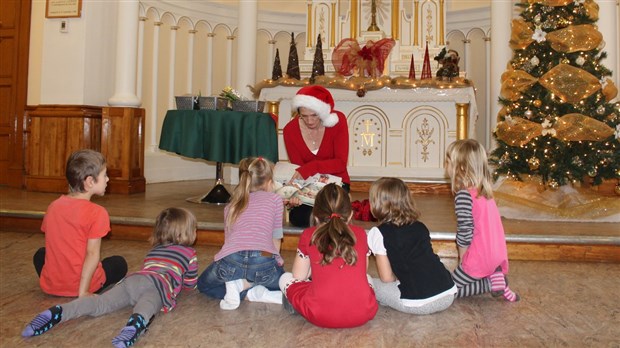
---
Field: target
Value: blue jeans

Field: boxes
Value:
[197,250,284,300]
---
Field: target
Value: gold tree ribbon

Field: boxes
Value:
[602,78,618,102]
[500,69,538,101]
[546,24,603,53]
[584,0,599,21]
[496,113,614,146]
[509,18,535,50]
[539,64,601,103]
[525,0,573,6]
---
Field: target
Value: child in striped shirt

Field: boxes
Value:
[22,207,199,348]
[198,157,285,310]
[445,139,520,302]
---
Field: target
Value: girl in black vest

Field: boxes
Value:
[367,177,457,314]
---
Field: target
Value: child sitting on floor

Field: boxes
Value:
[22,207,199,348]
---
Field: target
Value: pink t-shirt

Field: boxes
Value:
[461,188,509,278]
[40,195,109,296]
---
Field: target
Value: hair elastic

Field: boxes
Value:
[330,213,341,219]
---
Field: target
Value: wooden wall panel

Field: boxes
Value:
[25,105,102,193]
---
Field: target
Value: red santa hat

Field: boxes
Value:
[291,85,339,127]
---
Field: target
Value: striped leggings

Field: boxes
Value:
[451,265,490,298]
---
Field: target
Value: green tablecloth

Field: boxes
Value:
[159,110,278,164]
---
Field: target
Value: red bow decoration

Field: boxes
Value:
[351,199,377,222]
[332,38,396,78]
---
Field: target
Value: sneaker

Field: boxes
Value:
[111,313,148,348]
[22,305,62,337]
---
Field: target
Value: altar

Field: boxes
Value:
[260,85,478,182]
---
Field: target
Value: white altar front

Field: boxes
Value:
[260,86,478,182]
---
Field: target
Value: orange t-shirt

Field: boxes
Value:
[40,195,110,296]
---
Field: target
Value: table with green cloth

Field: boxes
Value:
[159,109,278,203]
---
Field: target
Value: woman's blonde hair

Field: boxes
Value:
[369,177,420,226]
[226,157,274,228]
[445,139,494,199]
[150,207,197,246]
[310,183,357,266]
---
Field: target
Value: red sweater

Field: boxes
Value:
[283,111,350,184]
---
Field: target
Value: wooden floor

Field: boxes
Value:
[1,181,619,347]
[1,180,618,263]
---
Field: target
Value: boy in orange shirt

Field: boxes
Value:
[33,149,127,297]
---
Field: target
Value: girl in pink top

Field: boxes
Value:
[445,139,520,302]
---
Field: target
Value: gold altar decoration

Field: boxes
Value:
[250,75,473,99]
[539,64,601,104]
[525,0,572,6]
[509,19,534,50]
[602,78,618,102]
[494,176,620,221]
[584,0,599,21]
[500,69,537,101]
[545,24,603,53]
[496,113,614,146]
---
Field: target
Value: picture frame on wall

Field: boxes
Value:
[46,0,82,18]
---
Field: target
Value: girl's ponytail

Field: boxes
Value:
[310,184,357,266]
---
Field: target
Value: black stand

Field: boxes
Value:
[201,162,231,204]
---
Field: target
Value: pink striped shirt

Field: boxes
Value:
[214,190,284,261]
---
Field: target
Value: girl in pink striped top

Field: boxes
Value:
[445,139,520,302]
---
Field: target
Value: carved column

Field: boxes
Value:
[236,0,258,99]
[226,36,235,87]
[350,0,358,39]
[137,16,147,99]
[456,103,470,140]
[391,0,399,41]
[187,29,197,94]
[108,0,140,107]
[149,21,162,152]
[168,26,179,110]
[206,33,215,96]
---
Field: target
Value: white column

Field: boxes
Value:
[168,26,179,110]
[108,0,141,107]
[598,0,619,95]
[226,36,235,87]
[206,33,215,96]
[484,36,492,149]
[268,39,277,75]
[149,21,162,152]
[489,0,513,149]
[462,38,471,79]
[235,0,258,99]
[187,29,197,94]
[137,16,146,99]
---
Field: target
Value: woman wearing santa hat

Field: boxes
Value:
[283,85,350,227]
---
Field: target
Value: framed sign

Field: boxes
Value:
[46,0,82,18]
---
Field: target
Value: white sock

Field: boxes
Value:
[246,285,283,304]
[220,279,245,310]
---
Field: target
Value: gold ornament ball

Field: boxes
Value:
[548,180,559,190]
[533,99,542,107]
[527,157,540,170]
[588,168,598,177]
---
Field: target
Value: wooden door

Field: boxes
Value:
[0,0,30,187]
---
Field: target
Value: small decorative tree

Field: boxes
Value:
[310,34,325,83]
[286,32,301,80]
[272,48,283,80]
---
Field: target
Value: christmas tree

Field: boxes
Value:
[286,32,301,80]
[272,48,283,80]
[310,34,325,83]
[491,0,619,190]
